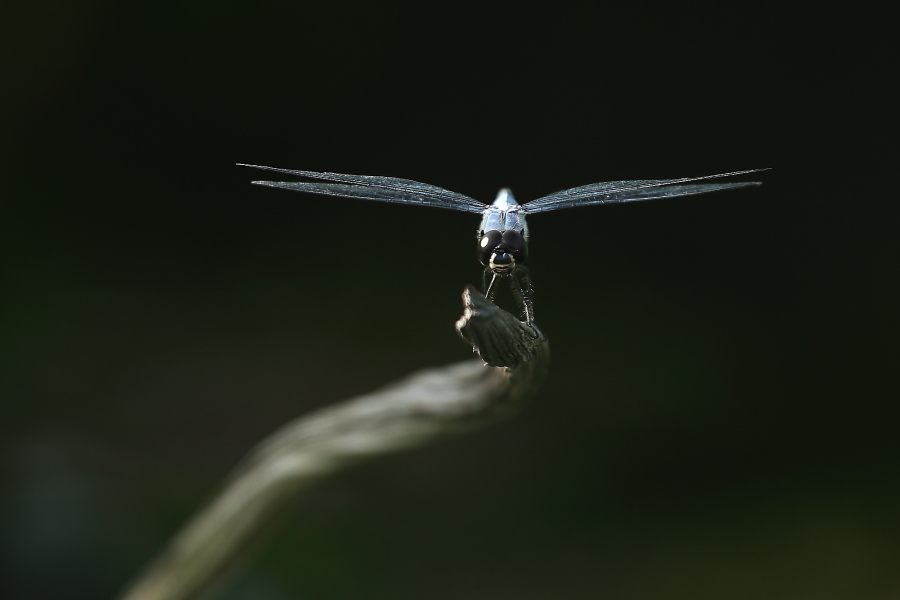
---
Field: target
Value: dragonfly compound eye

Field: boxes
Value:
[501,229,528,262]
[478,230,504,265]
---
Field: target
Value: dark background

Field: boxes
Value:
[1,2,897,599]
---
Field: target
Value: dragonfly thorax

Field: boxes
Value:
[476,189,530,275]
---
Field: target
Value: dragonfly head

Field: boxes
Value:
[478,229,528,274]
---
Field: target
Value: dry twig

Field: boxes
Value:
[119,286,549,600]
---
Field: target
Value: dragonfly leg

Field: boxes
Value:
[509,266,535,324]
[483,267,499,301]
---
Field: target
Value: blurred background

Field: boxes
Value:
[1,2,896,599]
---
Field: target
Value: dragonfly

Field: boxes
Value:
[239,164,766,324]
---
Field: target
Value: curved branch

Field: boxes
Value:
[118,286,549,600]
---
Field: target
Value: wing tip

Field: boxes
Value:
[711,167,771,178]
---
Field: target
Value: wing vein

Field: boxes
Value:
[523,168,768,213]
[239,163,486,210]
[249,180,488,213]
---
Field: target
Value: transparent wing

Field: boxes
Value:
[524,182,763,213]
[249,180,489,213]
[522,168,767,214]
[239,163,487,213]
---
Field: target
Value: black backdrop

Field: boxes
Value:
[2,3,897,599]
